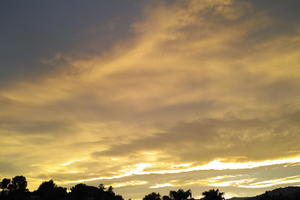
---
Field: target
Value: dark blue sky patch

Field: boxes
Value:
[0,0,147,85]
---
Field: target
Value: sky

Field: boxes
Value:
[1,0,300,199]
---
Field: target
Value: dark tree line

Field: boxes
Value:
[0,176,224,200]
[0,176,124,200]
[143,189,224,200]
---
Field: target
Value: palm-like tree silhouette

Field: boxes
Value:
[201,189,224,200]
[169,189,192,200]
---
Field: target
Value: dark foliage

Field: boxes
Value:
[162,195,171,200]
[36,180,67,200]
[0,176,124,200]
[9,176,27,192]
[201,189,224,200]
[0,176,29,200]
[162,195,172,200]
[169,189,192,200]
[1,175,300,200]
[143,192,161,200]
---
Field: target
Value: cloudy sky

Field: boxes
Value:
[1,0,300,199]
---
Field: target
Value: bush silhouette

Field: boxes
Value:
[143,192,161,200]
[201,189,224,200]
[9,176,27,192]
[36,180,67,200]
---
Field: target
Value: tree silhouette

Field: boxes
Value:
[1,175,300,200]
[69,183,121,200]
[36,180,67,200]
[70,183,89,200]
[143,192,161,200]
[99,183,106,191]
[0,178,10,190]
[170,189,192,200]
[163,195,171,200]
[37,180,56,193]
[9,176,27,192]
[0,178,10,198]
[201,189,224,200]
[0,176,29,200]
[105,185,117,200]
[115,194,124,200]
[107,186,114,194]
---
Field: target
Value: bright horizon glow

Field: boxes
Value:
[65,157,300,184]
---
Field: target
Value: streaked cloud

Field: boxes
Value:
[239,176,300,189]
[150,183,173,189]
[112,181,148,188]
[1,0,300,199]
